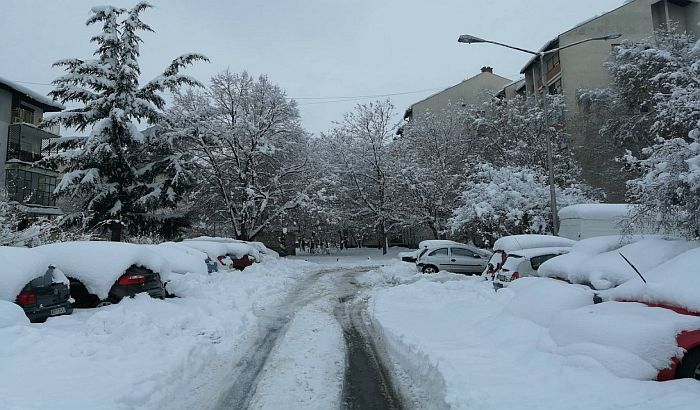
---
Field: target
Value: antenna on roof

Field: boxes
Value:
[619,253,647,284]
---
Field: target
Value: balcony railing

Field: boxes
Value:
[11,108,60,136]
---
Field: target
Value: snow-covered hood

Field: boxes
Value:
[147,243,208,275]
[0,246,51,301]
[35,241,170,300]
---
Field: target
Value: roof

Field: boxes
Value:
[520,37,559,74]
[558,204,631,220]
[405,71,512,117]
[0,76,64,112]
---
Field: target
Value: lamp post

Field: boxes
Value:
[457,32,621,234]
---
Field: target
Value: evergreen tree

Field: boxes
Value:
[44,3,207,241]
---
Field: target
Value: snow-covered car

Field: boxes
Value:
[493,246,570,290]
[602,246,700,380]
[35,242,168,308]
[484,234,576,279]
[399,240,462,263]
[0,246,73,322]
[182,238,263,271]
[537,236,698,290]
[148,242,211,275]
[416,243,491,275]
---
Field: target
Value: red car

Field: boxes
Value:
[649,303,700,381]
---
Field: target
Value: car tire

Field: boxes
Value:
[676,349,700,380]
[422,265,439,274]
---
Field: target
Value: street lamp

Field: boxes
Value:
[457,32,621,234]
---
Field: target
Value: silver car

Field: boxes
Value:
[416,244,492,275]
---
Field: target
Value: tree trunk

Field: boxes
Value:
[110,221,122,242]
[380,222,388,255]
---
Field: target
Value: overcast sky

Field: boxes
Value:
[0,0,625,135]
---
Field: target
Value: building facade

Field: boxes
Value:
[0,77,64,216]
[520,0,700,200]
[403,67,513,121]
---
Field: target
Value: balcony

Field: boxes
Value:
[11,108,60,136]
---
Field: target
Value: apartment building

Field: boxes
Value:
[0,77,64,215]
[403,67,512,121]
[520,0,700,200]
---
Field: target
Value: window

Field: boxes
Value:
[429,248,448,257]
[4,169,56,206]
[451,248,477,258]
[530,254,559,270]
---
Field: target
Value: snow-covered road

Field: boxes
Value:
[213,266,405,410]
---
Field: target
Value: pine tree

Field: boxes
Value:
[44,3,207,241]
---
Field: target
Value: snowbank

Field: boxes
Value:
[181,240,261,261]
[492,234,575,252]
[179,240,229,260]
[0,246,51,301]
[185,236,276,259]
[35,241,170,299]
[538,237,697,289]
[0,256,316,410]
[369,275,700,409]
[0,300,30,328]
[605,246,700,312]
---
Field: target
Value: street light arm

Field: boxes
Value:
[545,32,622,55]
[476,39,539,56]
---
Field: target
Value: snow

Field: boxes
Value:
[538,237,698,289]
[181,239,261,261]
[178,240,229,260]
[34,241,170,299]
[492,234,575,252]
[186,236,278,259]
[247,298,345,410]
[417,239,460,249]
[148,242,208,275]
[0,300,29,328]
[559,203,630,220]
[0,76,64,110]
[507,246,572,259]
[0,254,317,410]
[605,246,700,312]
[369,271,700,409]
[0,246,51,301]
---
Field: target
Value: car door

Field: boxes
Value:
[449,247,486,274]
[425,248,451,271]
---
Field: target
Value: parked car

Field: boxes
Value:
[493,247,570,290]
[416,243,491,275]
[601,246,700,381]
[182,239,259,271]
[484,235,577,280]
[400,240,462,263]
[35,242,168,308]
[0,246,73,322]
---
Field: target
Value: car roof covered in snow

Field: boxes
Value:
[147,243,208,275]
[0,246,51,301]
[418,239,461,249]
[182,238,263,260]
[185,237,275,259]
[493,235,575,253]
[34,241,170,300]
[559,204,631,220]
[508,246,572,259]
[604,246,700,313]
[538,237,698,290]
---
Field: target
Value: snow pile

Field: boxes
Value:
[185,236,277,260]
[605,247,700,312]
[179,240,230,260]
[0,246,51,301]
[181,239,261,261]
[549,302,700,379]
[493,234,575,252]
[148,243,208,275]
[35,241,170,299]
[369,276,700,409]
[0,256,316,410]
[538,236,697,289]
[0,300,29,328]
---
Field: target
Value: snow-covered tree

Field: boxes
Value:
[166,71,310,240]
[323,100,400,254]
[44,3,207,241]
[450,164,592,245]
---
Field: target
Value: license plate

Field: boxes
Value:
[50,307,66,316]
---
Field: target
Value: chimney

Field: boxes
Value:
[481,66,493,73]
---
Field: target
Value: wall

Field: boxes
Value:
[409,72,512,120]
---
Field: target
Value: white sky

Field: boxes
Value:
[0,0,625,135]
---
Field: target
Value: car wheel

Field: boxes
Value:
[676,349,700,380]
[422,265,439,274]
